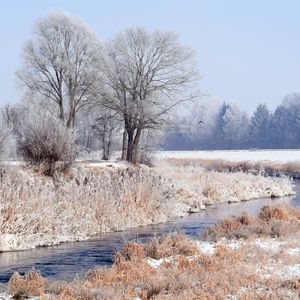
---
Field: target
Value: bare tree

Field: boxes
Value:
[100,27,198,163]
[91,109,121,160]
[17,11,103,127]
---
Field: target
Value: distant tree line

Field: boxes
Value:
[163,93,300,150]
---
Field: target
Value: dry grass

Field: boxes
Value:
[155,161,294,208]
[166,158,300,178]
[8,269,48,298]
[7,206,300,299]
[144,233,199,259]
[204,205,300,242]
[0,160,295,251]
[0,164,181,250]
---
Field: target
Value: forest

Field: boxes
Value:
[164,93,300,150]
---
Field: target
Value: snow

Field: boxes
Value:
[259,264,300,280]
[196,241,215,255]
[196,238,296,256]
[147,258,164,269]
[0,234,27,252]
[281,264,300,279]
[252,239,285,253]
[287,248,300,256]
[147,257,172,269]
[155,149,300,162]
[0,294,38,300]
[196,240,242,255]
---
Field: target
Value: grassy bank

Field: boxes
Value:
[0,163,295,252]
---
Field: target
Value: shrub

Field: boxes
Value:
[0,114,11,157]
[8,269,48,297]
[203,205,300,241]
[16,113,74,175]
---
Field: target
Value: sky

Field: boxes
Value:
[0,0,300,113]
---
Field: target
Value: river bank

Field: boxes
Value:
[0,162,295,253]
[3,205,300,300]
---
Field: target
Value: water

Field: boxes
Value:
[0,181,300,284]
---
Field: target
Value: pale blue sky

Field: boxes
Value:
[1,0,299,113]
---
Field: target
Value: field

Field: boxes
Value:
[155,149,300,162]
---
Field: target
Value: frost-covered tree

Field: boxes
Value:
[91,109,121,160]
[163,116,193,150]
[283,94,300,147]
[214,102,229,145]
[249,104,270,148]
[100,27,198,163]
[270,105,290,148]
[163,100,250,150]
[282,92,300,108]
[212,102,249,149]
[188,99,221,149]
[17,11,103,128]
[222,103,249,148]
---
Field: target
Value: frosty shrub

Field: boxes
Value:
[16,113,74,175]
[0,115,11,157]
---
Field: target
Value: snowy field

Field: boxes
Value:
[155,149,300,162]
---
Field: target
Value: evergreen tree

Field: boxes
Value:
[249,104,270,148]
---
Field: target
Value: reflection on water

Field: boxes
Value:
[0,181,299,283]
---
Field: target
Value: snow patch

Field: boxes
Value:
[196,241,215,255]
[0,234,26,252]
[147,257,172,269]
[287,248,300,256]
[252,239,285,253]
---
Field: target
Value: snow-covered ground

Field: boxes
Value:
[155,149,300,162]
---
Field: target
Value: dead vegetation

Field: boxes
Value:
[0,159,295,251]
[204,205,300,242]
[166,158,300,178]
[15,113,75,176]
[155,161,295,209]
[7,206,300,299]
[0,165,182,250]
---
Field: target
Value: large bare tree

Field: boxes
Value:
[17,11,103,127]
[101,27,198,163]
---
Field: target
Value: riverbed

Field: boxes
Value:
[0,181,299,284]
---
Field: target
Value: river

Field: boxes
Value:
[0,180,299,284]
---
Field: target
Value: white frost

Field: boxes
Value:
[0,234,26,252]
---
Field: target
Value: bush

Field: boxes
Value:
[16,113,74,175]
[0,115,11,157]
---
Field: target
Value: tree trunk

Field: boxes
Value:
[66,107,76,128]
[121,129,128,160]
[102,133,109,160]
[132,127,142,164]
[66,83,76,128]
[59,103,64,122]
[126,129,134,162]
[106,131,113,160]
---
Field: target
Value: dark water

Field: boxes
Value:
[0,181,300,284]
